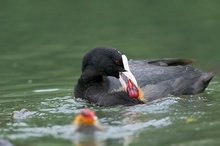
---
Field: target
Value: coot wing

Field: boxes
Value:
[106,58,214,102]
[148,58,195,66]
[127,59,214,101]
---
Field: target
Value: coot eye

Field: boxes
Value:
[115,60,121,65]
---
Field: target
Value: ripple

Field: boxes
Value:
[125,96,180,114]
[38,96,86,114]
[6,117,171,143]
[33,88,60,93]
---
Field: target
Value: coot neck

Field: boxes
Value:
[79,68,104,85]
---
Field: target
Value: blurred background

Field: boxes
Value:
[0,1,220,146]
[1,0,219,75]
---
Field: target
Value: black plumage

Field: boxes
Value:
[74,47,214,106]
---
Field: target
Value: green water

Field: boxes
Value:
[1,1,220,146]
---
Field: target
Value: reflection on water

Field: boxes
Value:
[74,140,105,146]
[33,88,60,93]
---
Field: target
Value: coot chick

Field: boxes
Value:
[73,108,104,133]
[74,47,215,106]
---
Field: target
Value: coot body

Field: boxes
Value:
[74,47,214,106]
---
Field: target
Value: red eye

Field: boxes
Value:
[115,60,120,65]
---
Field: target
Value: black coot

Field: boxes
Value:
[74,47,215,106]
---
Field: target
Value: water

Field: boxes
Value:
[1,1,220,146]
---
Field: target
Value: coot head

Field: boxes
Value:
[82,47,125,78]
[73,108,104,133]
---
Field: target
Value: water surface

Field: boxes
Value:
[0,1,220,146]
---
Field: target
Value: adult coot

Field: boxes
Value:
[74,47,215,106]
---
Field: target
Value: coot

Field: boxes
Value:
[73,108,104,133]
[74,47,214,106]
